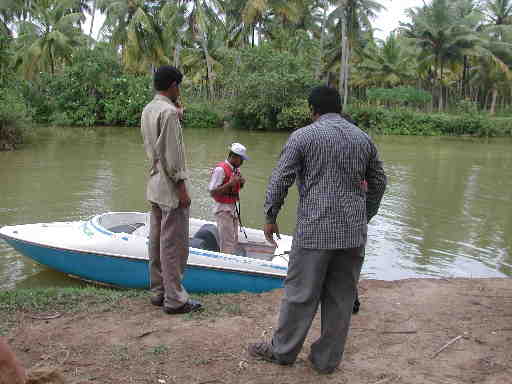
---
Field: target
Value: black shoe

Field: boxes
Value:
[353,298,360,314]
[308,356,336,375]
[150,294,164,307]
[247,342,292,366]
[163,300,203,314]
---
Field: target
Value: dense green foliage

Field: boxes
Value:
[272,102,512,136]
[366,87,433,108]
[182,102,222,129]
[347,107,512,136]
[0,85,31,149]
[227,45,318,130]
[18,46,221,128]
[2,0,512,147]
[276,101,313,131]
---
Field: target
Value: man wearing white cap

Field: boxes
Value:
[208,143,248,254]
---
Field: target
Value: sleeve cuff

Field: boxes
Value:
[171,170,188,183]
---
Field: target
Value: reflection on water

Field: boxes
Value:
[1,127,511,289]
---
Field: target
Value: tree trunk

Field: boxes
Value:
[438,60,444,112]
[89,0,97,42]
[462,55,468,99]
[490,88,498,115]
[200,36,214,100]
[339,14,348,109]
[173,39,182,68]
[343,44,350,109]
[50,46,55,75]
[315,5,328,81]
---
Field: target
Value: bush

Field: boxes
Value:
[103,75,153,126]
[345,106,510,137]
[22,46,155,127]
[182,102,222,129]
[366,87,432,108]
[226,44,319,130]
[0,86,31,150]
[276,101,312,130]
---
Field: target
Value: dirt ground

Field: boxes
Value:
[4,278,512,384]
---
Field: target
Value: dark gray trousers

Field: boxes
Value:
[271,246,364,372]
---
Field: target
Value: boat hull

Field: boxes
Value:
[2,236,285,293]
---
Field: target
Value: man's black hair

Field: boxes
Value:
[308,86,342,115]
[154,66,183,91]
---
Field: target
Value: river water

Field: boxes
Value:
[1,127,511,289]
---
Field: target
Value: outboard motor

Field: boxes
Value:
[192,224,220,252]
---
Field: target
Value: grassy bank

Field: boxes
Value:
[0,287,146,336]
[0,287,244,336]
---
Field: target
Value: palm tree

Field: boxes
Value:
[400,0,480,111]
[315,0,329,80]
[470,40,512,114]
[328,0,385,109]
[474,0,512,113]
[89,0,97,40]
[483,0,512,26]
[158,0,188,68]
[186,0,224,99]
[13,0,84,78]
[0,0,25,36]
[241,0,270,45]
[98,0,167,73]
[354,33,416,88]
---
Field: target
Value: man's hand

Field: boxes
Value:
[176,107,184,120]
[177,180,191,208]
[175,101,185,120]
[228,175,242,187]
[264,223,281,246]
[239,176,246,188]
[178,191,191,208]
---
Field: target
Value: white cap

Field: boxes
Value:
[229,143,249,160]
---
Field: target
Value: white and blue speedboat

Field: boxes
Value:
[0,212,291,293]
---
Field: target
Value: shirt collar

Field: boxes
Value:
[318,113,342,122]
[154,94,177,107]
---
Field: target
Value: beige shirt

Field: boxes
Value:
[141,94,188,209]
[208,160,236,215]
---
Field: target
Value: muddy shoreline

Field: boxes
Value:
[2,278,511,383]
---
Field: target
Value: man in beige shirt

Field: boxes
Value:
[141,66,202,314]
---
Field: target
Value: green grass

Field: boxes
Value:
[0,286,149,314]
[149,345,170,356]
[0,287,251,334]
[111,344,130,362]
[0,286,151,335]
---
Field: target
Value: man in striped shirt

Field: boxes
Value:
[248,86,387,374]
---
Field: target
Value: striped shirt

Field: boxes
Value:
[264,113,387,249]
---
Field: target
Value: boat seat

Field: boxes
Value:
[108,223,145,234]
[192,224,220,252]
[190,237,206,250]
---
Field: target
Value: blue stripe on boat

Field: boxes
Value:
[2,237,285,293]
